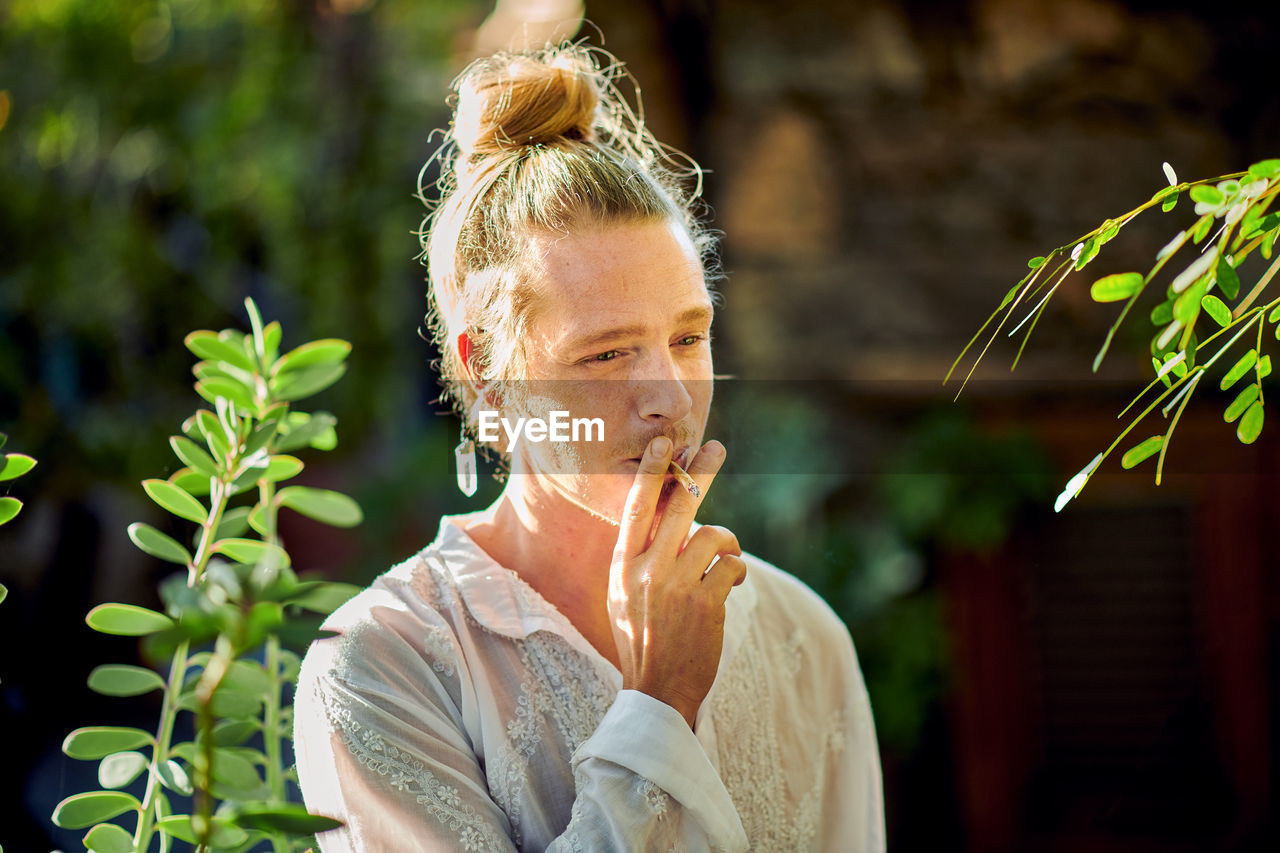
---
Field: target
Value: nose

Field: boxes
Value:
[634,351,694,424]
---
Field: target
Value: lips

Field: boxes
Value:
[625,445,691,467]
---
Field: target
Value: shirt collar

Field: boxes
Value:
[429,514,758,663]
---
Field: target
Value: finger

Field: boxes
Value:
[614,436,674,560]
[700,553,748,598]
[651,440,726,556]
[677,524,741,584]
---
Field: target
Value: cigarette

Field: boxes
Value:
[668,459,700,497]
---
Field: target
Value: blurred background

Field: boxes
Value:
[1,0,1277,850]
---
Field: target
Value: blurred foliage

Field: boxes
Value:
[0,0,483,491]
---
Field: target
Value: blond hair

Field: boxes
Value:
[419,42,718,446]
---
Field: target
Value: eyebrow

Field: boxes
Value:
[563,305,714,353]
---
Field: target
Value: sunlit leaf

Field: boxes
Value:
[63,726,154,760]
[143,479,208,524]
[1121,436,1164,469]
[1201,294,1231,327]
[213,746,264,789]
[1259,355,1272,379]
[196,377,257,411]
[128,522,192,565]
[87,603,175,636]
[88,664,165,697]
[270,362,346,402]
[1225,383,1260,422]
[0,453,36,481]
[277,486,363,527]
[0,497,22,525]
[156,815,249,848]
[83,821,134,853]
[213,720,258,747]
[263,455,304,482]
[287,581,361,615]
[230,803,343,834]
[1216,256,1241,301]
[1027,256,1046,269]
[222,660,271,696]
[1090,272,1143,303]
[98,751,148,789]
[1189,184,1223,205]
[274,339,352,375]
[157,759,192,795]
[211,538,291,567]
[1238,400,1265,444]
[1248,158,1280,179]
[169,436,217,477]
[52,791,141,829]
[1220,349,1258,390]
[184,330,256,372]
[169,467,212,497]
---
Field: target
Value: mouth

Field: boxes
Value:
[626,446,691,468]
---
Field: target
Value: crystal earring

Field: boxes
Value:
[455,430,477,497]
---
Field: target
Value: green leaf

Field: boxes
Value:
[169,436,217,477]
[1162,192,1179,213]
[1090,272,1143,303]
[1121,436,1164,469]
[1027,256,1046,269]
[213,720,258,747]
[87,603,175,636]
[195,409,232,460]
[222,660,271,695]
[169,467,212,497]
[1220,349,1258,390]
[264,320,283,363]
[83,822,135,853]
[277,486,363,527]
[1225,383,1260,422]
[0,453,36,481]
[1248,158,1280,179]
[230,803,344,835]
[1217,257,1241,301]
[1189,184,1223,205]
[1238,400,1265,444]
[1191,214,1213,243]
[88,664,165,697]
[1201,294,1231,327]
[128,522,192,566]
[184,330,256,372]
[212,538,291,567]
[63,727,154,760]
[1174,279,1208,324]
[156,815,249,848]
[195,377,257,411]
[214,746,264,790]
[52,791,141,829]
[98,751,148,789]
[1260,355,1272,379]
[287,581,361,615]
[271,362,347,402]
[275,412,338,453]
[0,582,6,605]
[1074,237,1099,270]
[275,339,352,375]
[264,455,304,482]
[157,759,192,795]
[142,479,208,524]
[0,497,21,525]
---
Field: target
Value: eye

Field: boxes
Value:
[592,350,620,362]
[676,333,710,347]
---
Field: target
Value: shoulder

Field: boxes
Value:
[298,546,466,702]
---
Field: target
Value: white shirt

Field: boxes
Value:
[294,516,886,852]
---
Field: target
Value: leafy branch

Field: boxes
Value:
[948,157,1280,510]
[52,299,361,852]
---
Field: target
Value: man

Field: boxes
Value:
[294,43,885,852]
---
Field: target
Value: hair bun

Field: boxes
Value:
[452,49,601,158]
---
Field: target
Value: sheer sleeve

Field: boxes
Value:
[294,605,748,852]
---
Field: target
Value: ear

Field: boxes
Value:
[457,331,501,410]
[456,331,476,378]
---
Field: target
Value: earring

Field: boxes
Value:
[455,430,478,497]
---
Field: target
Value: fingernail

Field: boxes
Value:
[651,437,671,456]
[704,440,724,458]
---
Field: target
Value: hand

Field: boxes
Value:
[608,436,747,729]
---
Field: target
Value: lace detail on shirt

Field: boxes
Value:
[780,626,806,678]
[638,778,671,819]
[320,683,508,852]
[712,630,847,851]
[488,631,615,847]
[422,625,457,677]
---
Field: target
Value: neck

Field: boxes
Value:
[460,472,620,627]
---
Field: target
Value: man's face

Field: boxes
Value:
[500,218,714,524]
